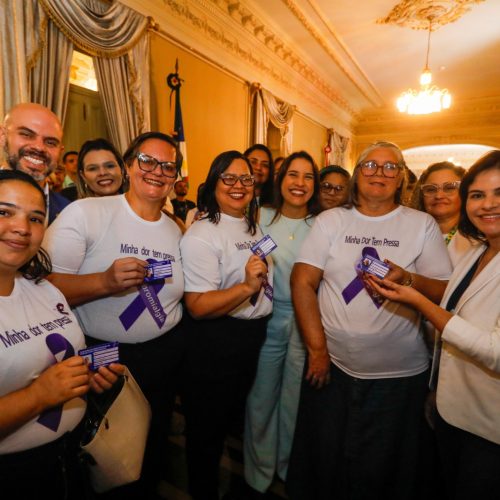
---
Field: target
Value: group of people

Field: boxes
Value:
[0,102,498,500]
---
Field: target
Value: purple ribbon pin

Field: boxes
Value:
[119,259,168,331]
[341,247,384,309]
[37,334,75,432]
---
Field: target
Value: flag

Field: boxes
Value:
[167,59,189,181]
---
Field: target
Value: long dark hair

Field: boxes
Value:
[269,151,321,224]
[458,150,500,243]
[244,144,275,205]
[76,138,126,198]
[201,150,258,235]
[0,170,52,282]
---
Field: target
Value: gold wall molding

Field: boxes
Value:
[160,0,356,121]
[377,0,485,30]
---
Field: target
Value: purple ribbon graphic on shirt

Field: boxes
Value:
[37,334,75,432]
[119,259,167,331]
[341,247,384,309]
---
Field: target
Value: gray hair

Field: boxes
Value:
[346,141,408,208]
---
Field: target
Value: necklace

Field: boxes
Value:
[283,216,303,240]
[444,226,458,246]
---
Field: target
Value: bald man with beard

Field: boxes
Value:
[0,103,70,225]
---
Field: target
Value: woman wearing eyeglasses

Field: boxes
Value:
[180,150,273,500]
[318,165,350,211]
[287,141,452,500]
[413,162,472,268]
[367,151,500,499]
[43,132,185,499]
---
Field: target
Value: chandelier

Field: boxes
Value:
[397,18,451,115]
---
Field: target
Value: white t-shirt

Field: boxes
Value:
[181,213,273,319]
[297,205,452,379]
[43,195,184,343]
[0,277,86,454]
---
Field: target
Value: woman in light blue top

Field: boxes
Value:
[244,151,321,494]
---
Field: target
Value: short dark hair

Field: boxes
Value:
[269,151,321,223]
[412,161,466,211]
[244,144,275,205]
[123,132,183,173]
[76,138,126,198]
[201,150,258,235]
[458,150,500,243]
[347,141,407,208]
[319,164,350,181]
[63,151,78,163]
[0,170,51,281]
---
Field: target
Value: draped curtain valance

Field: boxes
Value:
[39,0,150,58]
[250,84,294,156]
[1,0,151,153]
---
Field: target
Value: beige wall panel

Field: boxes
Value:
[150,33,249,196]
[292,113,328,168]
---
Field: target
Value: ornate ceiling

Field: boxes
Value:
[120,0,500,141]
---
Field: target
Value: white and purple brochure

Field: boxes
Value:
[358,255,390,279]
[144,260,173,282]
[251,235,277,259]
[79,342,120,371]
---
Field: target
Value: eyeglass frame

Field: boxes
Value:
[320,182,345,194]
[358,160,402,178]
[218,172,255,187]
[136,152,178,178]
[421,180,461,197]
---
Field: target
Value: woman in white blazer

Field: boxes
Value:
[368,150,500,499]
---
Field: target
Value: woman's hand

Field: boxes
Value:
[243,255,268,294]
[365,275,422,306]
[384,259,412,285]
[306,347,331,389]
[89,363,126,393]
[102,257,148,294]
[30,356,90,409]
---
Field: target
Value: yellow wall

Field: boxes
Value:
[150,33,249,195]
[292,113,328,168]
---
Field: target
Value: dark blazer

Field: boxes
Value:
[48,190,71,225]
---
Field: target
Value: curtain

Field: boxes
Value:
[327,129,350,167]
[250,84,294,156]
[39,0,151,153]
[0,0,45,119]
[29,19,73,123]
[0,0,151,153]
[94,33,150,153]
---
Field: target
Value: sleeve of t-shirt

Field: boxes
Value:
[181,234,222,292]
[295,214,331,271]
[43,202,88,274]
[415,214,453,280]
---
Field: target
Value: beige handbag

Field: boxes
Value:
[79,367,152,493]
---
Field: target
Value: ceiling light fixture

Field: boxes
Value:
[397,18,451,115]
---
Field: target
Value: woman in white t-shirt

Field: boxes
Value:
[180,150,273,500]
[287,141,452,500]
[0,170,122,499]
[44,132,185,498]
[413,161,472,267]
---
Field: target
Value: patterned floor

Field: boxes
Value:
[159,406,287,499]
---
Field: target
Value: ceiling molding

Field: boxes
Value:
[377,0,486,30]
[278,0,383,107]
